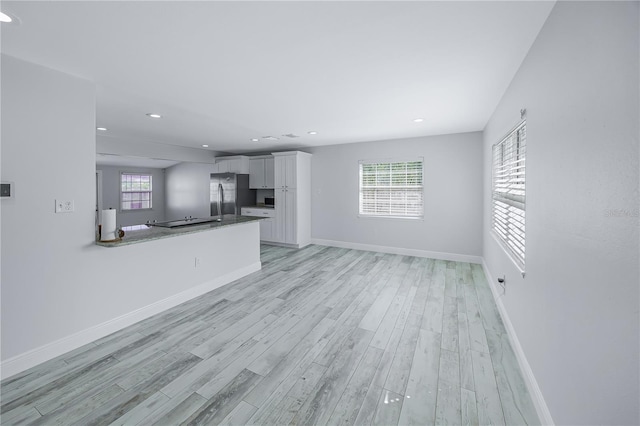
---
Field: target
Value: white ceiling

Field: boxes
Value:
[1,1,555,154]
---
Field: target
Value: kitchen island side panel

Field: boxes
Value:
[3,220,261,378]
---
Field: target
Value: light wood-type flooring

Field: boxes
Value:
[1,245,539,425]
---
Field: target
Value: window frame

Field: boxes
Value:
[491,120,526,272]
[358,157,424,220]
[120,172,153,212]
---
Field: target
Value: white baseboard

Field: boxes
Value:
[261,240,308,249]
[1,261,261,380]
[311,238,482,264]
[481,260,554,426]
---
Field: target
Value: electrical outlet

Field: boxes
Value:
[498,275,506,295]
[194,257,201,268]
[55,199,74,213]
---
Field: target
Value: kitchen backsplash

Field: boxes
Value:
[256,189,275,205]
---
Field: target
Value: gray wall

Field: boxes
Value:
[97,165,166,226]
[482,2,639,424]
[309,132,483,258]
[0,55,260,368]
[165,162,218,220]
[1,54,96,361]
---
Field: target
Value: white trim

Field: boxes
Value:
[491,120,526,269]
[358,158,424,219]
[0,261,261,380]
[261,240,310,249]
[493,118,527,148]
[357,214,424,222]
[271,151,312,158]
[358,156,424,165]
[357,214,424,221]
[95,170,103,225]
[311,238,482,264]
[481,259,554,426]
[120,171,153,212]
[491,232,526,277]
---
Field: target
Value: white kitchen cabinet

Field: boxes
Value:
[271,151,311,248]
[265,157,275,188]
[215,156,250,174]
[274,154,298,189]
[249,157,275,189]
[260,218,274,242]
[240,207,275,242]
[274,188,297,244]
[249,158,263,188]
[212,162,224,173]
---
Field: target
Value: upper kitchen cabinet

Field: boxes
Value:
[274,154,299,189]
[249,156,275,189]
[214,156,250,174]
[272,151,312,248]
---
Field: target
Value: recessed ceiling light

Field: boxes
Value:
[96,127,108,131]
[202,144,209,148]
[262,136,279,141]
[0,12,13,23]
[146,113,162,119]
[308,131,318,135]
[251,138,259,142]
[413,118,424,123]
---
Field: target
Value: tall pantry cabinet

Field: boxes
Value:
[272,151,311,248]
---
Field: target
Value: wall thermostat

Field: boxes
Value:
[1,182,14,199]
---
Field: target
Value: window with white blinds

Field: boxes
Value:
[121,173,153,211]
[492,121,526,269]
[359,159,423,219]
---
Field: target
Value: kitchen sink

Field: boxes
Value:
[146,216,223,228]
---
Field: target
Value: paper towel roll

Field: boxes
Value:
[101,208,117,241]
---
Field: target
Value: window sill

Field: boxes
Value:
[120,208,154,213]
[358,214,424,221]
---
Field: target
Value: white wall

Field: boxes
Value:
[165,162,218,220]
[1,54,95,360]
[482,2,639,424]
[309,132,483,260]
[97,165,166,226]
[0,55,260,374]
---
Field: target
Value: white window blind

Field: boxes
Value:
[121,173,153,210]
[492,121,526,269]
[359,159,423,218]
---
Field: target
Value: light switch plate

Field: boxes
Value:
[55,199,74,213]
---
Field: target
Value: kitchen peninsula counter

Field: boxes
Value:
[96,215,264,247]
[85,213,262,360]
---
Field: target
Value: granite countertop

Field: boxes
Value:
[243,205,275,209]
[96,215,263,248]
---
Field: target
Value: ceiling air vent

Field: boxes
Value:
[282,133,300,138]
[262,136,279,141]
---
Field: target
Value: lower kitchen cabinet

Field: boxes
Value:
[259,217,274,242]
[240,207,276,242]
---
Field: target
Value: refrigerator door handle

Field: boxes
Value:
[218,183,224,217]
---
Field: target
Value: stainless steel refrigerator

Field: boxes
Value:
[210,173,255,217]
